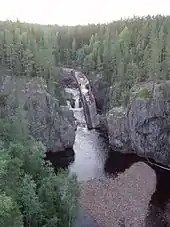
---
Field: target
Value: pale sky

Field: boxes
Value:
[1,0,170,25]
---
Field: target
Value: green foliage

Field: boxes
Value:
[1,16,170,108]
[18,174,43,226]
[0,111,79,227]
[137,88,152,99]
[0,192,23,227]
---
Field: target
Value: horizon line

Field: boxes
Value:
[1,13,170,27]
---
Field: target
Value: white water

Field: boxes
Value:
[75,96,79,108]
[66,100,71,108]
[65,87,85,123]
[69,126,107,181]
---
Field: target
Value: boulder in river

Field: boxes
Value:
[107,81,170,166]
[0,73,76,151]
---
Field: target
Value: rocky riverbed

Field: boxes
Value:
[80,162,156,227]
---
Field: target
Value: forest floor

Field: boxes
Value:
[79,162,156,227]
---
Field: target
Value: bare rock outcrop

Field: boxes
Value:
[0,74,76,151]
[107,81,170,166]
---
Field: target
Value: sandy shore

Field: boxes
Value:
[80,162,156,227]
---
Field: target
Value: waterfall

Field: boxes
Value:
[65,87,86,126]
[75,97,79,108]
[63,68,99,129]
[66,100,71,108]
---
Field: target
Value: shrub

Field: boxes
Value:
[137,88,152,99]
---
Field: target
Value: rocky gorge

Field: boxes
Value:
[56,67,170,167]
[1,66,170,226]
[2,66,170,171]
[53,68,170,226]
[89,76,170,167]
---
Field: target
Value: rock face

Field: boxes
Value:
[107,107,130,152]
[95,114,108,137]
[74,71,99,129]
[0,74,76,151]
[107,81,170,166]
[59,68,78,88]
[87,72,110,113]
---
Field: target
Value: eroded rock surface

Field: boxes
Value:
[0,74,76,151]
[107,81,170,166]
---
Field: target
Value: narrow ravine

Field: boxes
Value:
[64,86,155,226]
[48,78,170,226]
[65,86,108,182]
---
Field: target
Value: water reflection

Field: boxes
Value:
[104,151,143,176]
[46,148,75,169]
[146,166,170,226]
[151,166,170,208]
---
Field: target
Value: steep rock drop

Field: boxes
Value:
[105,81,170,167]
[0,73,76,151]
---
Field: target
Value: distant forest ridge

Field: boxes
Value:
[1,15,170,106]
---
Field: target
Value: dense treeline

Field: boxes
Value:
[62,15,170,82]
[1,16,170,107]
[0,20,99,78]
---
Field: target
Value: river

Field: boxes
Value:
[48,87,170,226]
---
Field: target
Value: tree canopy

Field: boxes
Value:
[1,16,169,108]
[0,111,79,227]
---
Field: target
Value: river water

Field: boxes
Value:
[48,88,170,226]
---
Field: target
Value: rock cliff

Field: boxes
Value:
[0,73,76,151]
[107,81,170,166]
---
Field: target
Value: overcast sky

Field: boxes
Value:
[1,0,170,25]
